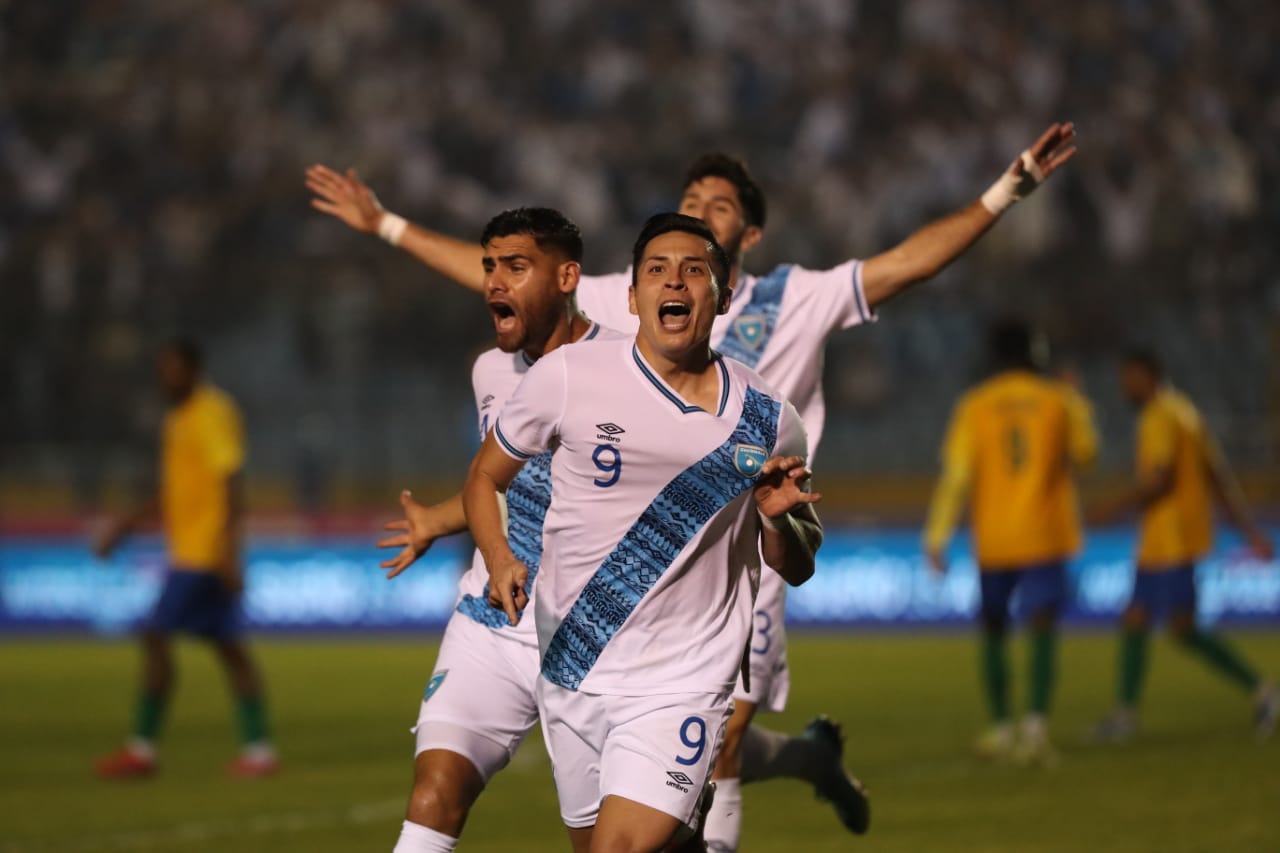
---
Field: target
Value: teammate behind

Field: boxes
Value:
[378,208,612,853]
[93,340,276,778]
[307,121,1074,848]
[464,214,821,853]
[924,321,1097,764]
[1091,350,1279,741]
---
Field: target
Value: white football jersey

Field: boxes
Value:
[493,336,808,696]
[455,322,626,645]
[574,259,873,457]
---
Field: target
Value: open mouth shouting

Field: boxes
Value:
[658,299,693,333]
[489,297,519,336]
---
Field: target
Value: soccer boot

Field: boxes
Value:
[95,745,157,779]
[801,716,871,835]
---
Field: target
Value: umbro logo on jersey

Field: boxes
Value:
[734,444,768,476]
[596,422,626,443]
[734,315,766,349]
[481,395,495,407]
[666,771,694,793]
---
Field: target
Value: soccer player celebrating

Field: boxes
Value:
[379,207,625,853]
[1091,350,1279,741]
[306,120,1074,847]
[93,340,276,778]
[923,322,1097,764]
[463,213,821,852]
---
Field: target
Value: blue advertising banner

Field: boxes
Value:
[1,529,1277,633]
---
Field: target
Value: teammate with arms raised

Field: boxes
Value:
[924,321,1097,764]
[307,121,1074,848]
[1091,350,1279,741]
[464,214,821,852]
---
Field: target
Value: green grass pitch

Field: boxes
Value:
[2,631,1277,852]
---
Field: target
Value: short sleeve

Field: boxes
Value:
[493,348,568,460]
[1137,405,1178,471]
[774,400,810,461]
[202,397,245,475]
[574,270,637,333]
[786,259,876,333]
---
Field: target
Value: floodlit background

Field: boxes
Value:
[2,1,1278,851]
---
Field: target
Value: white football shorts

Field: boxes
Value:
[411,610,540,782]
[536,678,733,829]
[734,570,790,712]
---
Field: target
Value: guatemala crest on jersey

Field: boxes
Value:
[423,670,448,701]
[734,444,768,476]
[733,315,767,350]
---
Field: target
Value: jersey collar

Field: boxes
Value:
[520,322,601,366]
[630,344,729,417]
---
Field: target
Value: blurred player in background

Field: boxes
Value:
[464,213,821,852]
[377,207,621,853]
[306,120,1074,850]
[1091,350,1279,741]
[924,321,1097,765]
[93,339,276,778]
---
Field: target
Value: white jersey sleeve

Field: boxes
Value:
[575,271,638,334]
[775,401,809,462]
[786,259,876,334]
[493,348,569,461]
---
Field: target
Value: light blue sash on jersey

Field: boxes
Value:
[716,265,792,368]
[541,387,782,690]
[457,451,552,628]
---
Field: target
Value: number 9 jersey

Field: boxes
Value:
[493,335,809,698]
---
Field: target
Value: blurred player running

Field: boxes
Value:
[93,340,276,778]
[378,208,628,852]
[924,321,1097,765]
[463,213,821,852]
[1091,350,1279,741]
[306,120,1074,848]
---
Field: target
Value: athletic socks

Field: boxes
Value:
[703,777,742,853]
[1180,630,1261,692]
[133,691,169,742]
[236,693,270,745]
[392,820,458,853]
[739,725,828,786]
[981,632,1010,723]
[1028,627,1057,715]
[1118,627,1149,706]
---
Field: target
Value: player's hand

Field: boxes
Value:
[926,547,948,576]
[753,456,823,521]
[91,520,125,560]
[1248,531,1276,562]
[217,556,245,597]
[487,554,530,626]
[305,165,384,233]
[378,490,443,579]
[1018,121,1077,185]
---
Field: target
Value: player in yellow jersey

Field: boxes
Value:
[924,321,1097,764]
[93,340,277,778]
[1092,350,1278,741]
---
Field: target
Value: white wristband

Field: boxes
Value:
[378,212,409,246]
[980,149,1044,215]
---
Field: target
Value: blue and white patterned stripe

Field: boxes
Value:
[716,264,793,368]
[541,387,782,690]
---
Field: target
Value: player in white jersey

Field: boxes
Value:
[376,207,624,853]
[307,121,1075,848]
[463,213,822,852]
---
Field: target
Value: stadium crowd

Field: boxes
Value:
[3,0,1278,501]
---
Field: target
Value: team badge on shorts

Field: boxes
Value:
[734,315,766,349]
[734,444,768,476]
[423,670,448,701]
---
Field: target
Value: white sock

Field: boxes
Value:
[392,820,458,853]
[126,737,156,760]
[703,777,742,853]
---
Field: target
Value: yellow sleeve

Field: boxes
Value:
[201,398,246,476]
[1063,387,1098,467]
[1137,404,1177,471]
[924,400,975,552]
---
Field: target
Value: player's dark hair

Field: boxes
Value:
[631,213,732,293]
[1123,347,1164,379]
[480,207,584,263]
[987,319,1044,372]
[164,337,203,372]
[682,153,767,229]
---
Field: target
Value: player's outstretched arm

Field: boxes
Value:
[463,433,531,625]
[305,165,486,293]
[1204,434,1275,560]
[378,490,469,579]
[754,456,823,585]
[860,122,1077,310]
